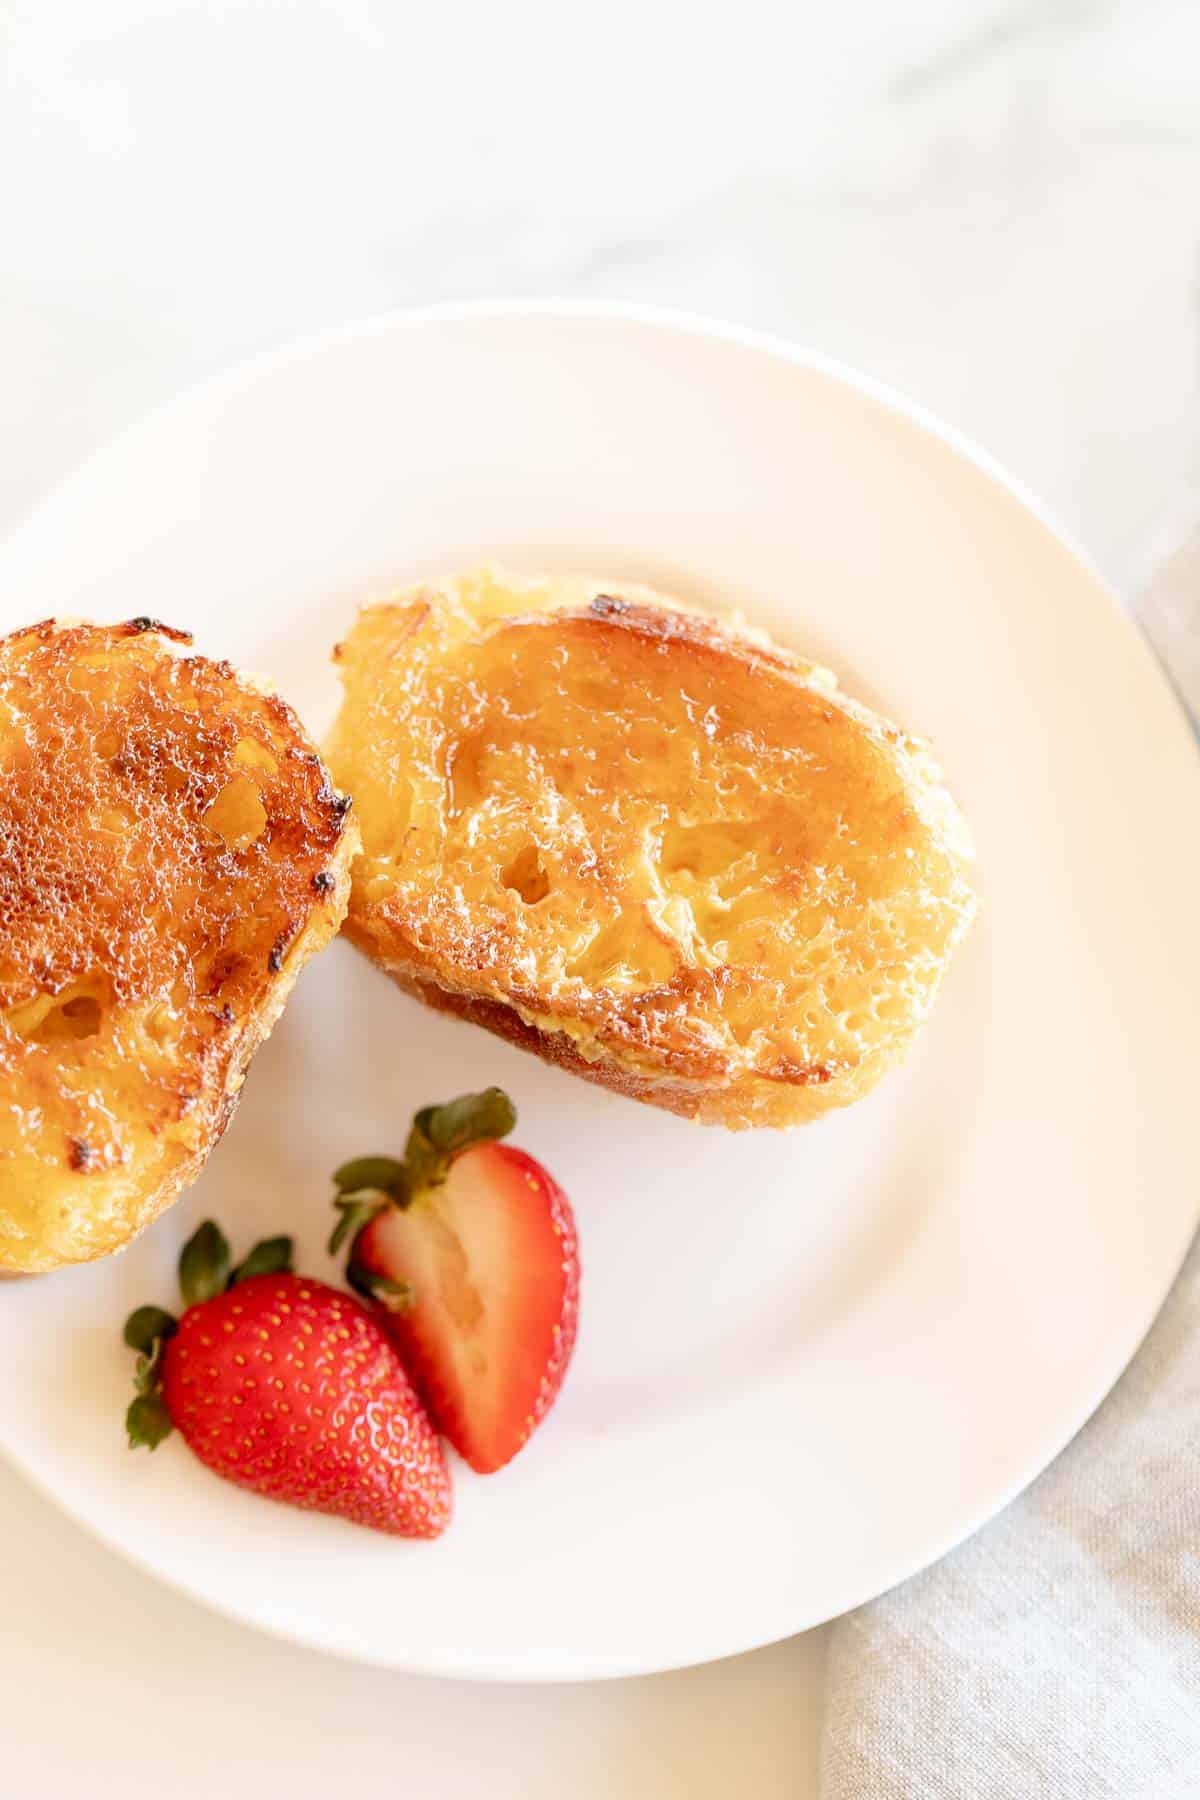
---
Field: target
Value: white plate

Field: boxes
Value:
[1,305,1197,1682]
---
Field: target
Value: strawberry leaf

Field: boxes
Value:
[124,1303,176,1447]
[328,1192,388,1257]
[123,1305,178,1353]
[230,1236,293,1285]
[178,1220,231,1307]
[333,1155,408,1195]
[405,1088,516,1190]
[126,1390,173,1450]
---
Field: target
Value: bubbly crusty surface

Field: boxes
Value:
[327,569,976,1129]
[0,619,358,1271]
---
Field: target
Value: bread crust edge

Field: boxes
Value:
[344,925,907,1132]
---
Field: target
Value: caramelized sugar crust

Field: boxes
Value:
[328,570,976,1129]
[0,620,357,1270]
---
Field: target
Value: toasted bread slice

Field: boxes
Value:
[0,619,358,1272]
[327,569,976,1129]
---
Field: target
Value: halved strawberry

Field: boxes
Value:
[330,1091,579,1475]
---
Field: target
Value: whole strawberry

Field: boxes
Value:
[124,1223,452,1538]
[330,1089,580,1476]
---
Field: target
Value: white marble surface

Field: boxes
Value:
[2,2,1198,1794]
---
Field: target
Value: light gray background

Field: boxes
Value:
[2,3,1197,1792]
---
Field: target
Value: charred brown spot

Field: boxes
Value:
[312,870,336,894]
[67,1136,96,1172]
[124,617,192,644]
[267,929,295,973]
[315,770,352,818]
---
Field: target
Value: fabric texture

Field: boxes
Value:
[820,534,1200,1799]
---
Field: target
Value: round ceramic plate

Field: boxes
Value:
[1,305,1197,1682]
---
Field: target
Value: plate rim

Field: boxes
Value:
[1,298,1197,1682]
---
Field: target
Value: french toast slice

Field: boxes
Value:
[327,569,976,1129]
[0,619,358,1272]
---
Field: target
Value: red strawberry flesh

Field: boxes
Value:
[160,1273,451,1538]
[355,1143,580,1475]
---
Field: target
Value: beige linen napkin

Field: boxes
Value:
[820,532,1200,1800]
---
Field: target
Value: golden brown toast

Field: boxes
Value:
[0,619,358,1272]
[327,569,976,1129]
